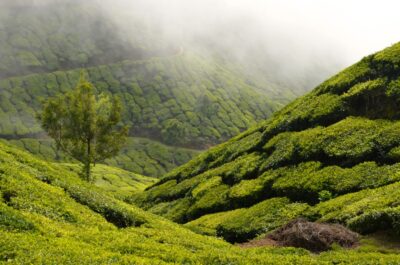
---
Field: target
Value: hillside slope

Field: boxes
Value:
[7,137,200,177]
[1,141,400,264]
[132,42,400,242]
[0,140,156,199]
[0,53,277,146]
[0,0,295,176]
[0,0,168,78]
[0,0,284,148]
[58,163,156,199]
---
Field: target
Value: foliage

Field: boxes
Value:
[38,74,128,181]
[161,119,189,145]
[216,198,309,243]
[318,190,333,202]
[0,0,282,150]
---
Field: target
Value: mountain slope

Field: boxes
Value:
[0,0,284,149]
[2,141,399,264]
[0,0,169,78]
[0,53,277,146]
[131,42,400,241]
[0,0,345,179]
[0,0,294,175]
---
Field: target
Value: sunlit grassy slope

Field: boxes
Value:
[7,137,200,177]
[131,42,400,243]
[58,163,156,199]
[2,141,400,264]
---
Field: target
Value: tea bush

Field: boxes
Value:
[134,42,400,244]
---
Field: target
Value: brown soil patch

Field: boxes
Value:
[238,237,278,248]
[238,218,359,252]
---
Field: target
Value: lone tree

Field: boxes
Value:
[37,73,128,181]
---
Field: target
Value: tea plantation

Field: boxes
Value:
[1,140,400,264]
[2,1,400,263]
[132,42,400,244]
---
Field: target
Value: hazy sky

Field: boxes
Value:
[259,0,400,63]
[97,0,400,90]
[105,0,400,65]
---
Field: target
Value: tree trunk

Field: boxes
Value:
[85,138,91,182]
[85,160,90,182]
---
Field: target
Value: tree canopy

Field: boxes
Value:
[38,73,128,181]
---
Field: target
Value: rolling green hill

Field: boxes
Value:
[1,140,400,264]
[131,42,400,242]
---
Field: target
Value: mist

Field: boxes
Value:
[3,0,400,92]
[87,0,400,92]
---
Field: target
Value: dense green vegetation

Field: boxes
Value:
[4,1,400,263]
[2,140,400,264]
[132,42,400,243]
[0,0,168,78]
[0,54,277,146]
[6,137,200,177]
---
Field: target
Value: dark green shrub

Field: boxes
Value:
[0,204,35,231]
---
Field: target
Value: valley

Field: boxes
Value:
[1,0,400,264]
